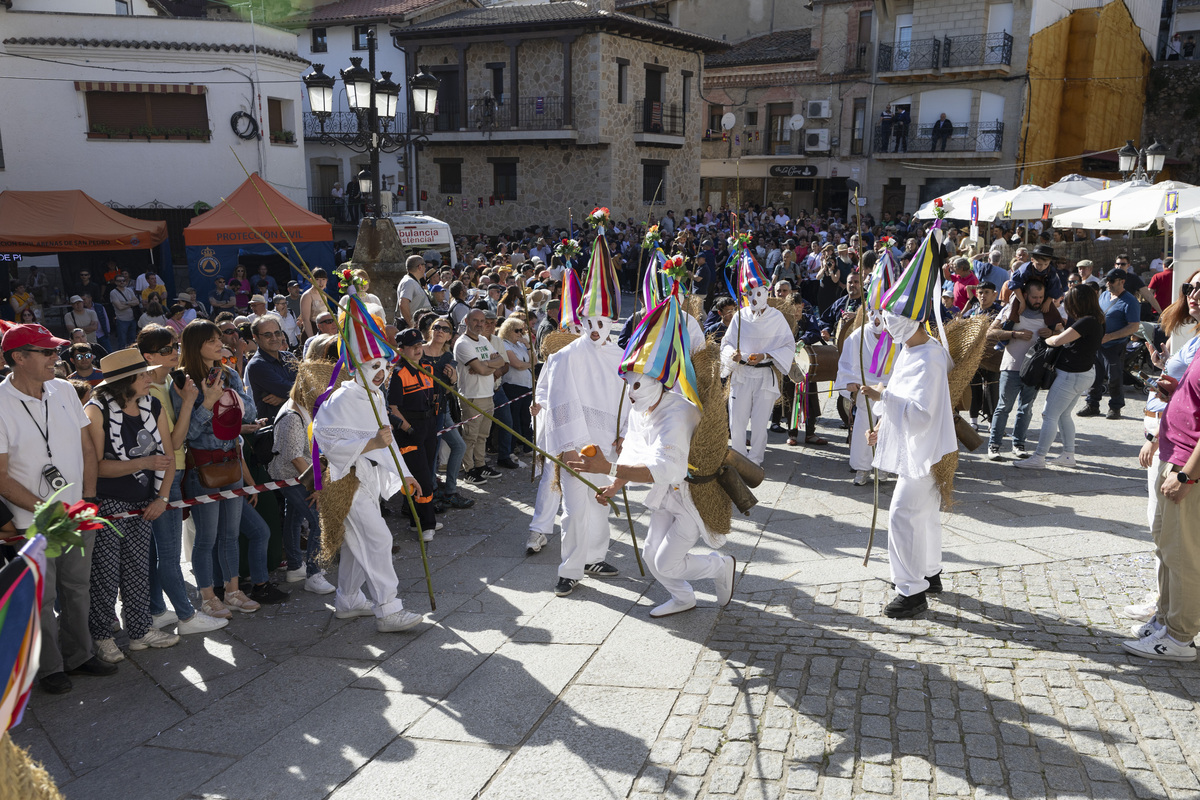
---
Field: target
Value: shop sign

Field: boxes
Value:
[769,165,818,178]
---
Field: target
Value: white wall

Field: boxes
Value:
[10,0,161,14]
[917,88,972,125]
[0,9,308,207]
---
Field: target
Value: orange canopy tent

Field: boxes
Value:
[183,174,333,300]
[0,190,167,253]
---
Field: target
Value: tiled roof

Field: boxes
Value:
[293,0,456,24]
[398,0,727,52]
[704,29,816,68]
[2,36,309,64]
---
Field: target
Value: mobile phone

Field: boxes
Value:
[170,368,186,389]
[207,366,221,386]
[1138,371,1159,391]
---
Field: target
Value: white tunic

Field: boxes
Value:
[535,336,629,461]
[872,340,956,479]
[720,307,795,382]
[834,319,899,394]
[313,379,412,496]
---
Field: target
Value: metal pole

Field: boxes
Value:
[368,29,382,218]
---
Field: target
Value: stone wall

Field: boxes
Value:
[1143,61,1200,184]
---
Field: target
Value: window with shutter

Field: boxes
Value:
[83,89,209,138]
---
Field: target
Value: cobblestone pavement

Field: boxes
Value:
[11,392,1198,800]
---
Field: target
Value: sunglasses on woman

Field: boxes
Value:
[157,343,180,355]
[433,325,453,333]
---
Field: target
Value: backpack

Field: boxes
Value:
[250,409,298,468]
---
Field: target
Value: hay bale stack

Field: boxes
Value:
[931,315,992,507]
[767,295,800,333]
[687,341,732,538]
[0,733,63,800]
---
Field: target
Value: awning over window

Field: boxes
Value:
[74,81,206,95]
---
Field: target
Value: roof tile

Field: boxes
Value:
[704,29,816,68]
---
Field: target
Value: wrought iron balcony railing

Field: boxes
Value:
[635,100,685,136]
[877,38,941,72]
[873,121,1004,154]
[466,96,571,131]
[942,32,1014,68]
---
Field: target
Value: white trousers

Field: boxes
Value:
[849,393,875,472]
[644,494,726,604]
[530,460,565,536]
[335,476,405,618]
[887,473,942,597]
[728,367,780,465]
[558,471,611,579]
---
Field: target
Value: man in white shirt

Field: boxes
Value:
[0,324,104,694]
[396,254,431,328]
[454,309,506,483]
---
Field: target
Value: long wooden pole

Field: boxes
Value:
[613,384,646,576]
[853,190,882,567]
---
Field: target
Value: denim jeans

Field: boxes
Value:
[504,383,534,446]
[239,498,271,585]
[148,471,196,619]
[988,370,1040,450]
[185,472,243,590]
[1034,367,1095,457]
[114,318,137,349]
[279,482,320,575]
[492,386,513,460]
[439,408,465,493]
[1086,345,1127,411]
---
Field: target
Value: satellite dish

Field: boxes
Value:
[788,114,805,131]
[720,112,736,131]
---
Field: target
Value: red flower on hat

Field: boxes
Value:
[561,238,568,245]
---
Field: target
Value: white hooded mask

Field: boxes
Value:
[582,315,613,346]
[359,357,391,392]
[881,311,919,344]
[747,286,770,314]
[624,373,664,412]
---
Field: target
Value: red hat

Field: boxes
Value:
[1,323,69,352]
[211,388,244,441]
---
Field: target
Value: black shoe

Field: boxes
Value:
[584,561,619,578]
[66,655,119,677]
[1077,405,1101,418]
[1106,408,1122,420]
[39,672,72,694]
[496,457,520,470]
[446,493,475,509]
[554,577,579,597]
[250,581,290,604]
[884,592,928,619]
[926,572,943,594]
[479,466,502,478]
[769,423,786,433]
[463,468,488,485]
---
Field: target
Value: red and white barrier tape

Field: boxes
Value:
[437,388,532,434]
[104,477,303,519]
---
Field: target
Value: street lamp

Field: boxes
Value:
[302,27,439,217]
[1118,139,1169,183]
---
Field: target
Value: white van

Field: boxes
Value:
[390,212,458,269]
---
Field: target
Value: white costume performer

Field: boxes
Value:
[527,406,565,553]
[872,313,955,611]
[721,286,795,464]
[619,385,734,617]
[834,315,900,479]
[313,351,423,633]
[537,317,629,592]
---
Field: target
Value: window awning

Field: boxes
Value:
[74,81,206,95]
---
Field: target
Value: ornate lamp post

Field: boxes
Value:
[1118,139,1168,183]
[303,27,439,217]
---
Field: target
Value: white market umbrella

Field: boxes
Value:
[1053,180,1200,231]
[1049,174,1107,196]
[1080,179,1153,203]
[976,184,1091,222]
[913,184,1007,220]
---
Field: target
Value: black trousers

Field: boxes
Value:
[1086,345,1127,411]
[396,416,438,529]
[970,369,999,421]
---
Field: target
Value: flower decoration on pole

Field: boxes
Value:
[642,225,662,250]
[734,231,752,249]
[932,197,946,226]
[337,267,367,294]
[663,254,689,284]
[554,237,581,260]
[586,206,611,230]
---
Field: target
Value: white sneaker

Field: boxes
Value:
[304,571,336,595]
[334,599,376,619]
[285,565,308,583]
[1122,626,1198,662]
[177,612,229,634]
[129,628,180,650]
[223,589,260,614]
[1013,453,1047,470]
[853,470,869,485]
[1048,453,1077,467]
[420,522,443,543]
[1123,592,1158,621]
[151,610,178,629]
[650,597,697,618]
[95,638,125,663]
[1130,618,1163,640]
[715,555,737,607]
[880,472,895,482]
[376,609,423,633]
[526,531,548,554]
[987,446,1004,461]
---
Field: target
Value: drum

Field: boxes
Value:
[790,342,839,384]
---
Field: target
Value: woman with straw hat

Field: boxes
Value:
[84,348,180,661]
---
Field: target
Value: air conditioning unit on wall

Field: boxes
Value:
[807,100,831,119]
[805,129,830,152]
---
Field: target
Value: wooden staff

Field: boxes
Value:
[853,188,882,567]
[613,383,646,576]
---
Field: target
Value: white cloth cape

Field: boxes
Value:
[685,313,705,353]
[834,319,899,395]
[720,307,795,381]
[872,340,956,479]
[618,391,724,549]
[535,336,629,460]
[313,378,412,498]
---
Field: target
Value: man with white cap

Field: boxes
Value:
[722,244,795,465]
[312,282,424,633]
[64,295,100,345]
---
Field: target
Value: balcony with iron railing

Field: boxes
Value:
[412,96,576,143]
[838,41,873,74]
[878,31,1014,80]
[872,121,1004,158]
[304,111,409,141]
[634,100,685,145]
[699,129,808,159]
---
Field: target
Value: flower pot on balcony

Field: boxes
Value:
[87,132,110,140]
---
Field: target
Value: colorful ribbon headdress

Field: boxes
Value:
[560,267,584,329]
[880,223,944,324]
[736,246,769,299]
[619,295,702,408]
[579,230,621,319]
[338,290,397,371]
[641,247,671,310]
[866,248,900,312]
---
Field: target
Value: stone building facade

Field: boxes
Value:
[394,1,724,234]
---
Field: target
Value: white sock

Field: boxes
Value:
[1167,633,1192,647]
